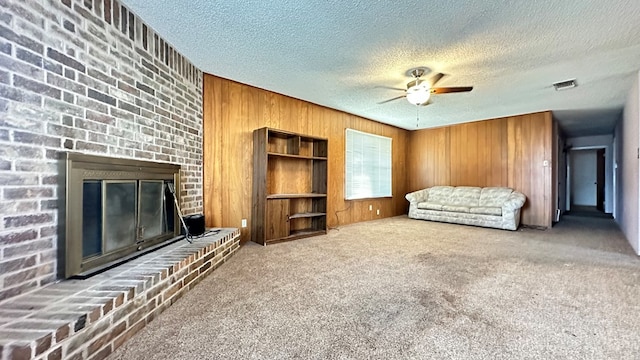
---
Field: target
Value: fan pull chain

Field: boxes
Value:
[416,107,419,128]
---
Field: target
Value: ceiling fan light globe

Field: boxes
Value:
[406,83,431,105]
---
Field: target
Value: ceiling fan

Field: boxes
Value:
[379,67,473,106]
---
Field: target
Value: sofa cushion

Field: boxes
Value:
[418,202,443,211]
[479,187,514,207]
[471,206,502,216]
[442,205,470,213]
[427,186,454,204]
[449,187,481,207]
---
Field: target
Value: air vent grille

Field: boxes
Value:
[553,79,577,91]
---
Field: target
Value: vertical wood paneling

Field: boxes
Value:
[202,78,217,225]
[204,73,553,234]
[203,77,225,228]
[544,111,554,225]
[242,87,258,233]
[439,128,451,186]
[405,127,450,191]
[476,122,487,186]
[506,112,553,227]
[225,82,242,230]
[449,125,461,185]
[467,123,479,186]
[407,111,553,228]
[530,114,543,225]
[489,119,502,185]
[203,74,409,242]
[552,120,559,220]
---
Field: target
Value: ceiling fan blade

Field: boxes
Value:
[377,95,406,104]
[430,73,445,86]
[431,86,473,94]
[375,85,406,91]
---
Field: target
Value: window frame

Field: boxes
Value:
[344,128,393,200]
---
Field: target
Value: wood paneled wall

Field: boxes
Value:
[407,112,554,228]
[203,74,410,242]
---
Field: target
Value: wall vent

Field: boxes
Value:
[553,79,577,91]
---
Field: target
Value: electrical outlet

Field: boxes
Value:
[241,219,247,228]
[376,209,380,215]
[369,205,372,211]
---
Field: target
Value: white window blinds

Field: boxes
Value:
[345,129,392,200]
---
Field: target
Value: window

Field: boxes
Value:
[345,129,392,200]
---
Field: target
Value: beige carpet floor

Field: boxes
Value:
[109,215,640,360]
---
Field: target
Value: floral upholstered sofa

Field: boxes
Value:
[405,186,526,231]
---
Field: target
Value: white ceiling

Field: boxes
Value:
[121,0,640,136]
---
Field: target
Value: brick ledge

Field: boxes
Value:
[0,228,240,360]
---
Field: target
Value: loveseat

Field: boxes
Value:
[405,186,526,230]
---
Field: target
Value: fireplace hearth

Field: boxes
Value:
[62,153,183,278]
[0,155,240,360]
[0,228,241,360]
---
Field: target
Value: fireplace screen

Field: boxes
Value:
[63,153,181,278]
[103,181,137,253]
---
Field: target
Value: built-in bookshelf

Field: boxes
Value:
[251,127,328,245]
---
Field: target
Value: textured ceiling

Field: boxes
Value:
[121,0,640,135]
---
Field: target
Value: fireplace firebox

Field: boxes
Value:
[62,153,182,278]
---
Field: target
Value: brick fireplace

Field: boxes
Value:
[0,0,203,301]
[0,1,239,359]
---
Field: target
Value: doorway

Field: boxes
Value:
[566,148,609,217]
[596,148,605,211]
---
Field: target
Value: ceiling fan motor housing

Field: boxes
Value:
[406,78,431,105]
[406,78,429,90]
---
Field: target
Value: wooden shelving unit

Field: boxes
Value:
[252,127,328,245]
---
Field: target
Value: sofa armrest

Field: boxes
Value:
[502,191,526,211]
[406,188,430,204]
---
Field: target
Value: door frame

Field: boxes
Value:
[566,146,607,212]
